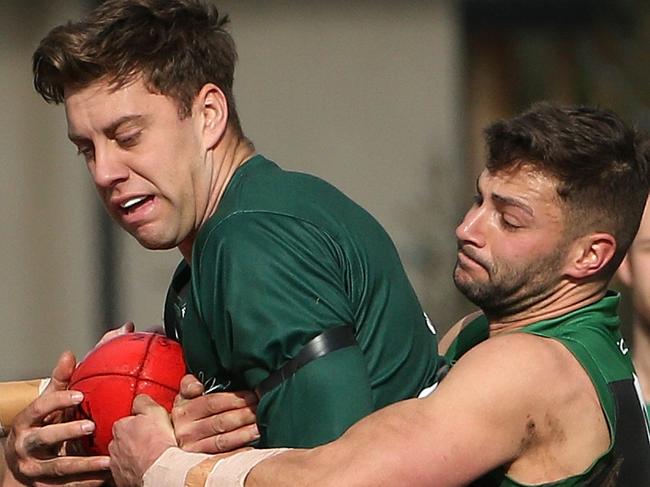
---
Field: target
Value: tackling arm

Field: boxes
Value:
[245,337,536,487]
[110,335,541,487]
[0,379,48,437]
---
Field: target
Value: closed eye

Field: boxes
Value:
[499,213,522,231]
[76,145,95,162]
[115,131,142,148]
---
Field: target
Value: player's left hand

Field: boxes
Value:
[108,395,177,487]
[171,375,259,453]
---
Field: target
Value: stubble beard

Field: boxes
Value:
[454,248,565,320]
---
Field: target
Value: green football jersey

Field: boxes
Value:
[165,155,443,448]
[445,293,650,486]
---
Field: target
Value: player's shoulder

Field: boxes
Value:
[426,332,568,446]
[192,207,340,275]
[237,154,344,203]
[193,211,281,266]
[463,331,572,373]
[198,208,324,249]
[443,331,576,404]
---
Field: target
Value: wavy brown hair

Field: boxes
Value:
[33,0,242,132]
[484,102,650,277]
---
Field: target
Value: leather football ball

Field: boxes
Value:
[68,332,186,455]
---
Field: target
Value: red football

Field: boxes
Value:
[68,332,186,455]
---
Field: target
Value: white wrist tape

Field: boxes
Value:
[204,448,289,487]
[143,447,212,487]
[38,378,51,396]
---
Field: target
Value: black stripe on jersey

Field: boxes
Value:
[598,378,650,486]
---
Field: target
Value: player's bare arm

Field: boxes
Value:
[244,332,609,487]
[0,380,46,437]
[107,330,608,487]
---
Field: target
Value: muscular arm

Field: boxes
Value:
[110,333,610,486]
[0,380,45,436]
[247,333,610,486]
[247,337,529,487]
[111,335,531,486]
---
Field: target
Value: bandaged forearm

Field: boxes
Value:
[143,447,289,487]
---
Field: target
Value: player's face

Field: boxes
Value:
[625,199,650,325]
[453,166,570,318]
[64,78,210,252]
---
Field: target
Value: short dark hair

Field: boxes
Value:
[484,101,650,276]
[33,0,242,132]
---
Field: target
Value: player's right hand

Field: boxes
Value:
[171,374,260,454]
[4,352,110,487]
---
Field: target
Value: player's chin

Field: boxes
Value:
[453,269,486,296]
[131,231,179,250]
[453,265,478,286]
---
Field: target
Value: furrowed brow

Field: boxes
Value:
[68,115,147,143]
[492,193,534,216]
[68,133,89,145]
[104,115,146,136]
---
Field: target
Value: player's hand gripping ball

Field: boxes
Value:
[68,332,186,455]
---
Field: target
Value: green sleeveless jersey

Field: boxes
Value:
[164,155,443,448]
[445,293,650,486]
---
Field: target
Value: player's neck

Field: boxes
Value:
[487,282,608,335]
[204,128,256,217]
[177,127,255,262]
[632,317,650,403]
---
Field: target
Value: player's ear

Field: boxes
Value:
[617,253,633,287]
[564,233,616,279]
[195,83,228,149]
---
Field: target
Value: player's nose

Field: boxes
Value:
[92,145,129,189]
[456,204,486,247]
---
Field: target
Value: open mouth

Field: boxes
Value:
[120,195,154,215]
